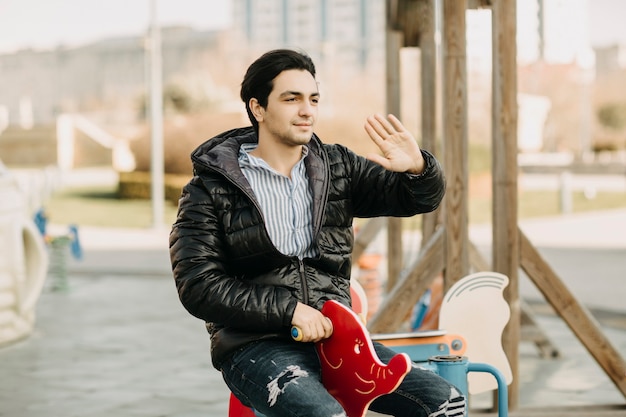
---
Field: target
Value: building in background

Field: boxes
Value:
[232,0,385,74]
[0,27,224,128]
[0,0,618,133]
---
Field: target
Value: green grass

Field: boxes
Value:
[43,183,626,229]
[44,185,179,228]
[470,190,626,225]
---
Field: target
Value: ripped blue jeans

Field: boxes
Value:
[221,339,466,417]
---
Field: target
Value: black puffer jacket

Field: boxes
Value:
[169,126,445,369]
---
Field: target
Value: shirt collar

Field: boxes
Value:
[239,143,309,165]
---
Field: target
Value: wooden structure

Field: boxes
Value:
[363,0,626,410]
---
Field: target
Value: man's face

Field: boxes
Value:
[255,69,319,147]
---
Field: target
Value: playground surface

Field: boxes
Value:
[1,208,625,417]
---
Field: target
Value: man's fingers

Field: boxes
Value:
[364,116,388,146]
[364,121,383,145]
[367,114,395,138]
[324,316,334,338]
[309,317,332,342]
[365,114,407,148]
[376,113,398,135]
[291,318,333,343]
[291,302,335,342]
[386,114,405,132]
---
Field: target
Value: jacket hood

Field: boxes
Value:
[190,126,256,174]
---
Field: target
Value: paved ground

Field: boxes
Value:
[1,208,626,416]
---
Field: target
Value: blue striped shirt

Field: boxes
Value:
[238,143,318,259]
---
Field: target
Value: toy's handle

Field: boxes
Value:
[291,326,303,341]
[291,316,333,342]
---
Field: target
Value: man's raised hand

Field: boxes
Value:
[364,114,425,174]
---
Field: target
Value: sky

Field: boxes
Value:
[0,0,233,53]
[587,0,626,47]
[0,0,624,55]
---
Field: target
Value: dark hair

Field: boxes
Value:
[240,49,316,132]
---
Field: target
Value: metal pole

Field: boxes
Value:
[149,0,165,229]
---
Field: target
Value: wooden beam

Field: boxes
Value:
[384,0,402,135]
[442,0,470,290]
[469,239,490,271]
[519,229,626,398]
[385,1,404,291]
[520,301,561,359]
[386,218,403,292]
[367,227,445,333]
[467,0,492,9]
[389,0,429,47]
[491,0,521,408]
[418,0,440,244]
[352,217,386,263]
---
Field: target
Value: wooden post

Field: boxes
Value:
[418,0,440,244]
[441,0,470,290]
[379,1,626,410]
[385,1,404,292]
[491,0,521,408]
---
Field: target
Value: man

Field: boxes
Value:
[170,49,465,417]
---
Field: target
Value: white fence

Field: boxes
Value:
[0,169,48,347]
[56,114,136,172]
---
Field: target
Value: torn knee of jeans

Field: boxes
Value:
[266,365,309,407]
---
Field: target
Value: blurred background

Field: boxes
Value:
[0,0,624,228]
[1,2,625,413]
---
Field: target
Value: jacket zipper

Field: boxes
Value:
[298,259,309,305]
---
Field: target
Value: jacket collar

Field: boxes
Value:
[192,126,325,176]
[190,126,329,235]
